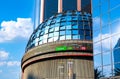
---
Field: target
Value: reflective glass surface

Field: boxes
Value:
[44,0,58,20]
[93,0,120,77]
[26,11,92,51]
[63,0,77,11]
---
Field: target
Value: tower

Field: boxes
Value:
[21,0,94,79]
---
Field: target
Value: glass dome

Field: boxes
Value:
[26,11,92,51]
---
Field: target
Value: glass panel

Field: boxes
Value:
[66,35,71,40]
[56,18,61,23]
[60,31,65,35]
[110,19,120,34]
[94,54,102,67]
[110,0,120,9]
[103,65,112,77]
[93,30,101,42]
[43,39,47,43]
[54,32,59,37]
[61,18,66,22]
[48,37,53,42]
[66,30,71,35]
[35,38,39,46]
[114,63,120,70]
[39,36,43,41]
[72,25,78,29]
[79,30,84,35]
[45,29,48,34]
[66,16,72,21]
[73,35,79,39]
[85,36,91,40]
[63,0,77,11]
[36,32,39,37]
[93,42,101,55]
[72,30,78,35]
[101,1,108,15]
[39,41,42,45]
[84,26,90,30]
[111,34,120,49]
[49,28,54,32]
[55,23,60,27]
[103,52,111,65]
[60,36,65,40]
[101,13,109,26]
[113,48,120,65]
[80,35,84,40]
[54,36,58,41]
[92,0,99,8]
[60,26,65,30]
[44,0,58,20]
[85,30,90,35]
[102,38,111,52]
[101,25,110,39]
[66,25,72,29]
[103,26,111,35]
[72,17,77,20]
[55,26,59,31]
[49,25,54,28]
[92,7,100,18]
[93,17,101,31]
[66,22,71,25]
[110,6,120,22]
[43,34,48,39]
[49,33,54,38]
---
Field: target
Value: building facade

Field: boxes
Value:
[93,0,120,77]
[21,0,94,79]
[114,38,120,71]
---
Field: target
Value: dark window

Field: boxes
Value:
[81,0,91,13]
[63,0,77,11]
[44,0,58,20]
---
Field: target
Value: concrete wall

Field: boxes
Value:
[23,58,94,79]
[21,40,94,79]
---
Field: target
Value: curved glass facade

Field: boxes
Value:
[26,11,92,51]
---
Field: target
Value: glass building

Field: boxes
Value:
[93,0,120,77]
[21,0,94,79]
[26,11,92,51]
[39,0,92,23]
[114,38,120,71]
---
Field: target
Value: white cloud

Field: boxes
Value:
[7,61,20,66]
[0,50,9,60]
[0,61,6,66]
[0,18,33,43]
[0,61,20,67]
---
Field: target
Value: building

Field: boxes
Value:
[21,0,94,79]
[93,0,120,77]
[114,38,120,72]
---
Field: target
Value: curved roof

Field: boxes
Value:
[26,11,92,51]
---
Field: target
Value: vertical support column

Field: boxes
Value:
[58,0,62,13]
[40,0,44,23]
[77,0,81,11]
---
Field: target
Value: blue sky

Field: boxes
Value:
[0,0,35,79]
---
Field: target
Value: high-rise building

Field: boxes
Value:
[93,0,120,77]
[114,38,120,71]
[21,0,94,79]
